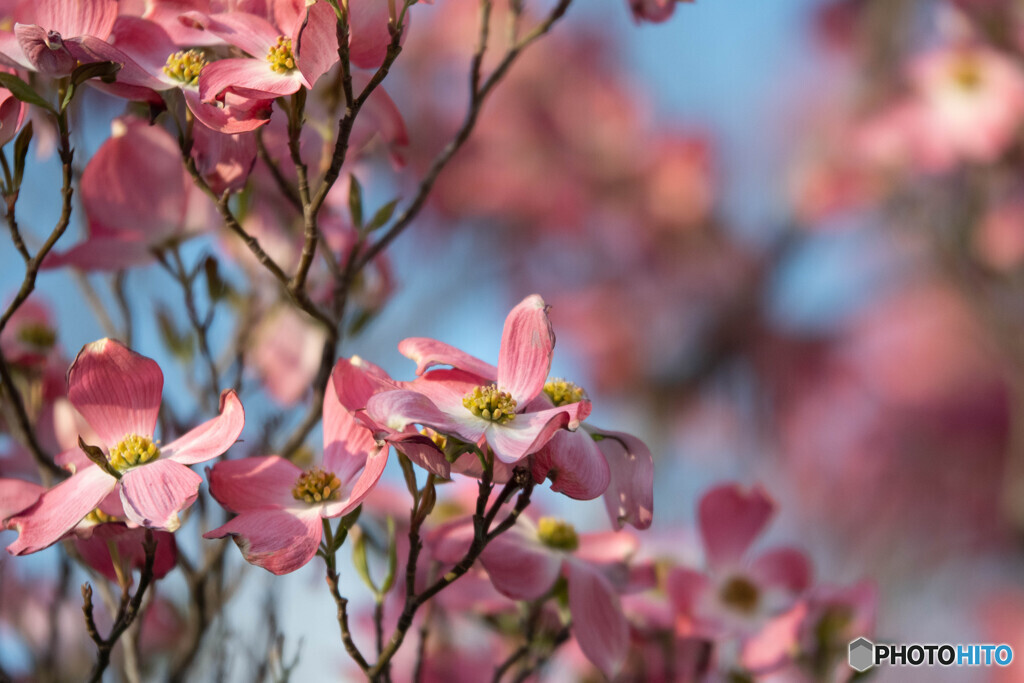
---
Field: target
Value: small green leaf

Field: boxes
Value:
[365,198,399,232]
[351,528,379,595]
[0,73,54,112]
[379,517,398,595]
[348,174,363,228]
[71,61,122,88]
[78,437,120,479]
[12,120,32,188]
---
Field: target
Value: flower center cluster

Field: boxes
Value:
[292,467,342,504]
[16,323,56,351]
[84,508,119,525]
[719,575,760,614]
[420,427,448,451]
[266,36,296,74]
[543,379,585,407]
[109,434,160,472]
[537,517,579,551]
[462,385,517,424]
[163,49,207,86]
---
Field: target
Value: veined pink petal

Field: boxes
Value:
[567,559,630,679]
[398,337,497,380]
[480,525,562,600]
[488,403,584,464]
[0,478,45,520]
[294,0,337,89]
[366,389,486,444]
[191,122,258,194]
[119,459,202,531]
[69,36,167,90]
[0,31,34,70]
[6,465,116,555]
[497,294,554,405]
[38,0,117,39]
[428,517,474,563]
[68,339,163,448]
[594,428,654,531]
[749,547,813,594]
[699,484,775,569]
[348,0,392,69]
[0,88,25,147]
[199,57,305,102]
[404,369,482,412]
[575,531,639,565]
[74,525,178,582]
[203,506,322,575]
[207,455,301,514]
[14,23,76,75]
[107,16,178,76]
[163,389,244,465]
[532,429,610,500]
[177,10,279,57]
[388,433,450,479]
[666,566,713,618]
[184,90,272,134]
[322,446,388,519]
[323,375,376,480]
[331,355,397,411]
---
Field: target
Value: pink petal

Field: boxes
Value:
[331,355,397,411]
[6,465,116,555]
[0,478,46,520]
[207,455,302,514]
[14,23,76,75]
[0,89,25,147]
[323,375,376,480]
[0,31,34,70]
[67,339,163,448]
[118,459,202,531]
[595,428,654,531]
[387,432,450,479]
[366,389,486,444]
[322,446,388,518]
[356,81,409,164]
[480,524,562,600]
[398,337,497,380]
[532,429,610,500]
[177,10,278,57]
[191,123,258,195]
[106,16,178,75]
[749,548,813,595]
[199,57,304,102]
[43,234,156,271]
[666,566,713,618]
[496,294,555,405]
[185,89,272,134]
[68,36,167,90]
[488,403,584,464]
[698,484,775,569]
[74,525,177,582]
[163,389,244,465]
[203,506,322,575]
[575,531,639,565]
[294,0,337,89]
[38,0,117,38]
[566,559,630,679]
[348,0,392,69]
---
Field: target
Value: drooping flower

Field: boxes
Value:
[0,0,117,75]
[366,295,589,464]
[203,375,387,575]
[5,338,245,555]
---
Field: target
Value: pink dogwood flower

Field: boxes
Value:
[0,0,117,76]
[366,295,589,464]
[0,298,57,368]
[432,514,636,678]
[5,338,245,555]
[666,484,812,638]
[203,375,387,575]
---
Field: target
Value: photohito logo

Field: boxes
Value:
[849,638,1013,672]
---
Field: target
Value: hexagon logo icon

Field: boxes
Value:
[849,637,875,672]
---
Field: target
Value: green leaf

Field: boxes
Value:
[12,120,32,189]
[379,517,398,595]
[365,198,399,232]
[348,174,363,228]
[71,61,122,87]
[156,306,194,361]
[0,73,53,112]
[78,436,120,479]
[351,528,379,595]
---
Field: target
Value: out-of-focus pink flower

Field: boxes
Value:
[204,375,386,574]
[250,306,327,405]
[6,338,244,554]
[432,514,636,678]
[0,77,25,146]
[973,197,1024,272]
[629,0,692,25]
[367,295,590,464]
[667,484,812,638]
[73,522,178,583]
[0,298,57,368]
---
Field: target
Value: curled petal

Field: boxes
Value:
[331,355,397,410]
[163,389,244,465]
[6,465,115,555]
[366,389,485,444]
[567,560,630,679]
[497,294,554,405]
[199,58,305,102]
[594,428,654,531]
[699,483,775,569]
[295,0,338,88]
[322,446,388,519]
[119,460,202,531]
[532,429,610,500]
[488,403,586,464]
[398,337,496,380]
[207,455,302,514]
[204,507,322,575]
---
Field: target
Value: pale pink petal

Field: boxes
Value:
[6,465,116,555]
[0,89,25,147]
[366,389,486,444]
[163,389,244,465]
[43,235,155,271]
[355,82,409,165]
[480,525,562,600]
[699,484,775,569]
[68,36,167,90]
[749,548,813,594]
[488,403,585,464]
[38,0,117,38]
[323,375,376,480]
[191,123,258,195]
[177,10,278,57]
[741,604,805,674]
[666,566,713,618]
[203,506,322,575]
[207,455,301,514]
[404,369,481,412]
[594,428,654,531]
[106,16,178,76]
[199,57,304,102]
[575,531,639,565]
[322,446,388,518]
[331,355,398,411]
[496,294,554,405]
[118,459,202,531]
[14,23,76,75]
[0,31,34,70]
[532,429,610,500]
[567,559,630,679]
[68,339,163,447]
[0,478,45,520]
[294,0,337,88]
[398,337,497,380]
